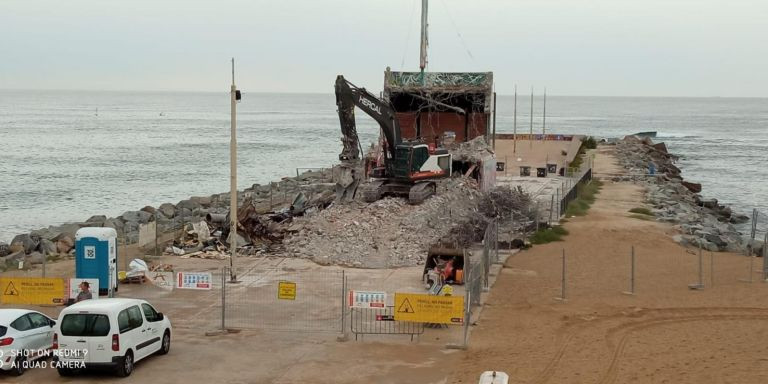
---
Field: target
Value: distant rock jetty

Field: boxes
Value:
[613,135,754,253]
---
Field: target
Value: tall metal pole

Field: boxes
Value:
[419,0,428,85]
[529,87,533,149]
[513,84,517,154]
[229,58,238,282]
[542,87,547,136]
[492,91,497,150]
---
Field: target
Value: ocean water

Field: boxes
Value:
[1,91,766,241]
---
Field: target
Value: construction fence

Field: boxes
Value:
[216,225,503,347]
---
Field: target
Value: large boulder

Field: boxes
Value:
[26,252,45,265]
[30,227,63,241]
[652,142,668,154]
[176,199,202,212]
[0,242,10,257]
[189,196,213,207]
[103,218,125,233]
[1,250,25,264]
[140,205,157,215]
[86,215,107,224]
[11,234,39,254]
[730,214,750,224]
[158,203,177,218]
[681,181,702,194]
[120,210,153,224]
[40,239,58,255]
[56,236,75,254]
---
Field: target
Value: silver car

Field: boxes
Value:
[0,309,56,376]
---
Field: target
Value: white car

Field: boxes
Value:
[54,298,172,377]
[0,309,56,376]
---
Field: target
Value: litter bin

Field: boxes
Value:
[75,227,118,295]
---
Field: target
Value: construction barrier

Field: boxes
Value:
[0,277,67,305]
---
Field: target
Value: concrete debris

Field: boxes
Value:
[283,178,484,268]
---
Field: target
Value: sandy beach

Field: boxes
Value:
[447,145,768,383]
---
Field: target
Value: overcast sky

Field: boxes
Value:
[1,0,765,96]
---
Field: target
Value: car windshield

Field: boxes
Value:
[61,314,110,337]
[0,325,6,337]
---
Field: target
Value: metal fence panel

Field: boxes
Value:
[350,306,425,340]
[223,266,345,332]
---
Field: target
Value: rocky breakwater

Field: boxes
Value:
[0,169,337,269]
[613,136,752,253]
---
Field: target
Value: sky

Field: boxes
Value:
[1,0,766,97]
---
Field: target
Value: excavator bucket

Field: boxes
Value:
[335,163,361,203]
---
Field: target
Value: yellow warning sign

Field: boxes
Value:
[394,293,464,324]
[278,281,296,300]
[0,278,66,305]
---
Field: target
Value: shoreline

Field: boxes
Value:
[611,135,756,253]
[1,133,761,268]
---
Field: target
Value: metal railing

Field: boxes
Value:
[349,306,425,341]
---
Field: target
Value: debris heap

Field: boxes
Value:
[283,178,483,268]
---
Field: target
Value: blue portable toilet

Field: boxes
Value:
[75,227,118,295]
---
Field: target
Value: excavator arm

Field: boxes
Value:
[335,75,401,161]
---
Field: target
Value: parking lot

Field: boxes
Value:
[1,255,468,383]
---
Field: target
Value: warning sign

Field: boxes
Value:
[393,293,464,324]
[397,297,415,313]
[4,282,19,296]
[0,277,66,305]
[348,290,386,308]
[278,281,296,300]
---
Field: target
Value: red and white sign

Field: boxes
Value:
[177,272,212,290]
[348,290,387,308]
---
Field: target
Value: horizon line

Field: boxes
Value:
[1,88,766,99]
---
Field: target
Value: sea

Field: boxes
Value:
[1,90,766,242]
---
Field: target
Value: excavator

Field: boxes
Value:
[334,75,452,204]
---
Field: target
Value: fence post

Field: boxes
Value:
[549,195,554,225]
[341,271,347,336]
[494,219,500,264]
[689,243,705,289]
[555,249,567,301]
[154,211,159,257]
[623,246,635,295]
[221,267,226,330]
[763,232,768,281]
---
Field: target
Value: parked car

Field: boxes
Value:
[54,298,171,377]
[0,309,56,376]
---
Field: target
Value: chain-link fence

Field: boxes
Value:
[222,266,346,332]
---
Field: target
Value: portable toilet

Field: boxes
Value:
[75,227,118,295]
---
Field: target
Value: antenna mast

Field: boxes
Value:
[419,0,428,83]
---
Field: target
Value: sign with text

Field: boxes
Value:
[176,272,212,290]
[278,281,296,300]
[1,277,66,305]
[348,290,387,308]
[393,293,464,324]
[68,278,100,300]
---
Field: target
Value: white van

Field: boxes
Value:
[53,298,172,377]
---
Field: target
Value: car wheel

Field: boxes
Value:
[57,367,75,377]
[10,355,25,376]
[115,350,133,377]
[157,331,171,355]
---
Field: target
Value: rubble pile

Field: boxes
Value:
[282,178,483,268]
[614,136,751,252]
[448,136,494,163]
